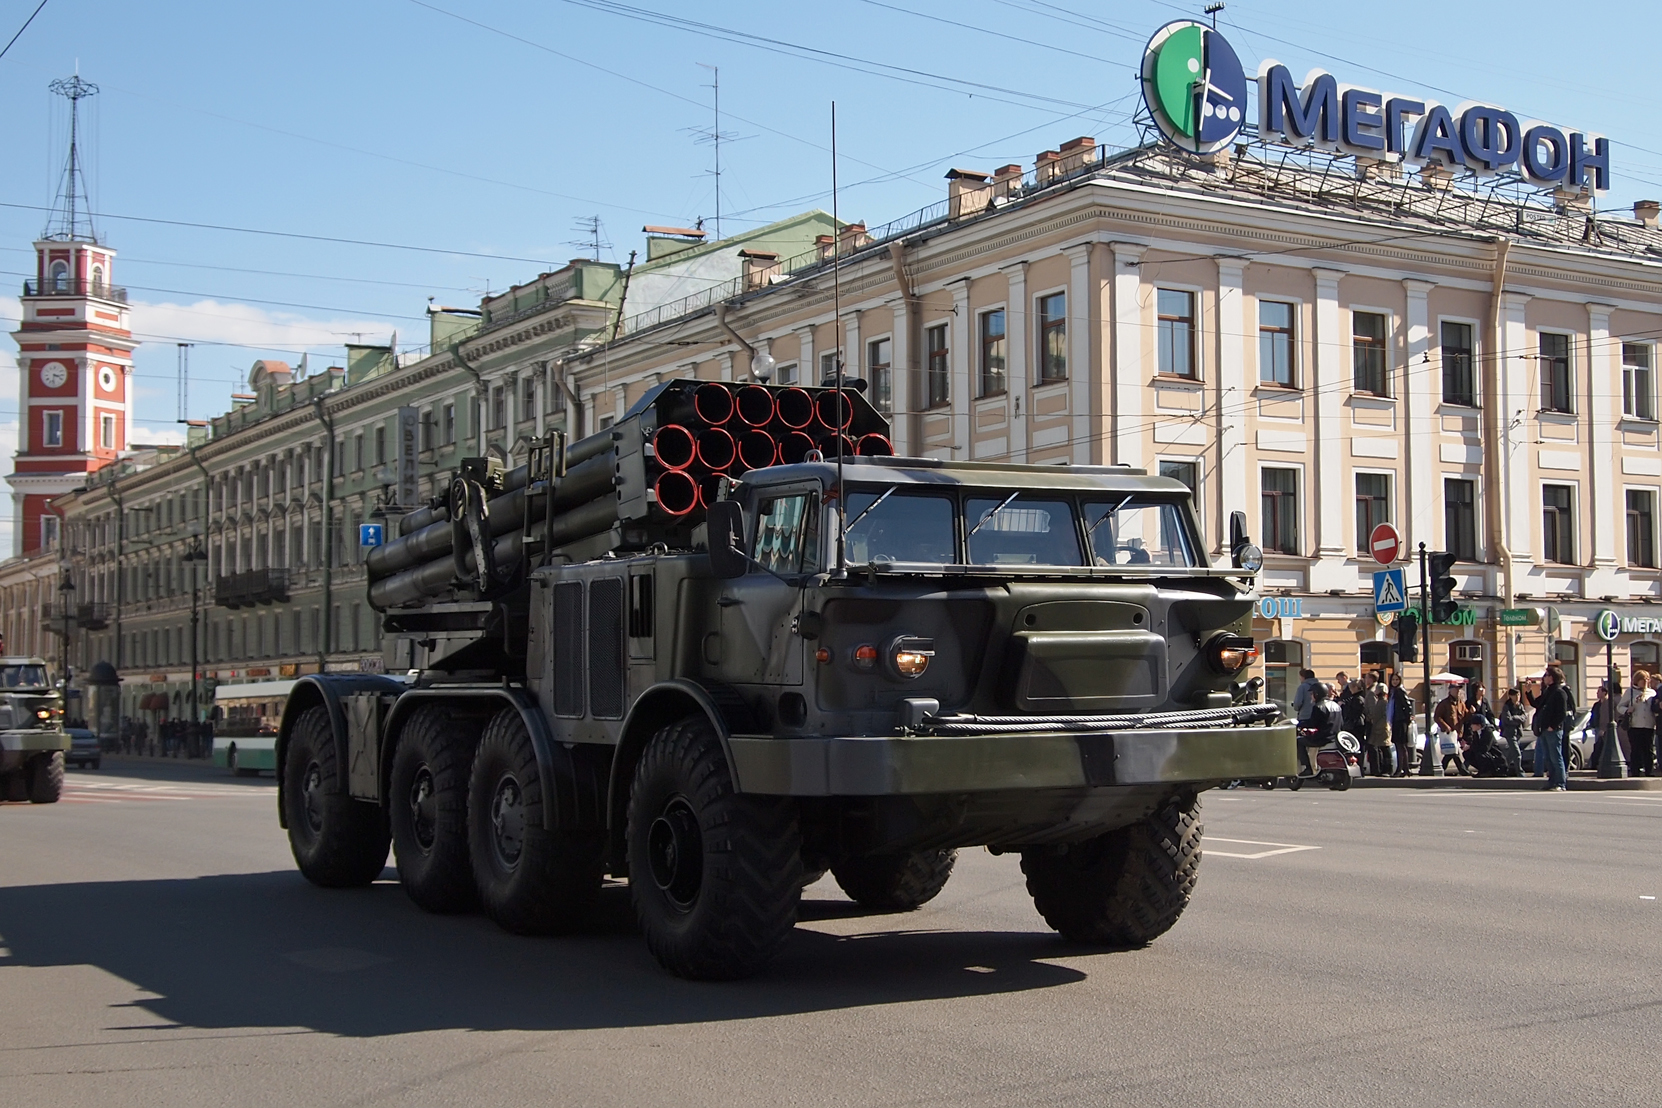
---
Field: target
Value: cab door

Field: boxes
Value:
[717,485,820,686]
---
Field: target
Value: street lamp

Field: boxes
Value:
[182,538,208,756]
[57,573,75,705]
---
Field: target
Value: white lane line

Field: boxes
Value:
[1206,836,1321,859]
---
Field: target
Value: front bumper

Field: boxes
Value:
[728,720,1298,796]
[0,728,71,771]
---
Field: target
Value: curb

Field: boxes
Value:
[1353,775,1662,791]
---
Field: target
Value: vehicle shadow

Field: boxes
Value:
[0,871,1085,1036]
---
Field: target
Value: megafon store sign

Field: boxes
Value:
[1141,20,1610,193]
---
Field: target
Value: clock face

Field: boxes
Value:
[98,366,117,393]
[39,362,67,389]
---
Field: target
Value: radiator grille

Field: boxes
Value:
[552,581,584,717]
[588,576,626,719]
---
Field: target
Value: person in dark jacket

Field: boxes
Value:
[1499,687,1528,776]
[1339,680,1371,774]
[1387,672,1415,776]
[1526,666,1572,791]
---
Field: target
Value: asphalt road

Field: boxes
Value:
[3,760,1659,1108]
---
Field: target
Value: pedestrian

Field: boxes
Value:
[1621,670,1657,776]
[1291,668,1321,723]
[1434,685,1472,776]
[1340,679,1370,775]
[1387,672,1414,776]
[1499,687,1528,776]
[1465,682,1498,773]
[1365,681,1392,776]
[1526,666,1571,791]
[1589,685,1611,771]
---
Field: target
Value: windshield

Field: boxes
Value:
[1083,499,1198,568]
[0,665,48,688]
[844,491,955,564]
[966,496,1082,566]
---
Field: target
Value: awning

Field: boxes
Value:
[138,693,168,711]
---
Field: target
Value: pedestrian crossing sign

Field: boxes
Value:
[1373,568,1407,613]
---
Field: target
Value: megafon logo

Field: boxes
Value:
[1596,609,1621,642]
[1142,21,1247,154]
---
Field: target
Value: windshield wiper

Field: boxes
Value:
[970,491,1021,536]
[1088,494,1135,539]
[844,485,897,533]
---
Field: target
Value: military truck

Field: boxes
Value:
[0,657,68,804]
[278,380,1294,979]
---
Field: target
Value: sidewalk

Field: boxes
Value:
[1355,771,1662,791]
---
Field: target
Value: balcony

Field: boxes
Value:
[40,602,110,634]
[23,278,128,303]
[215,569,289,609]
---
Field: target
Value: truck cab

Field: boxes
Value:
[0,656,68,803]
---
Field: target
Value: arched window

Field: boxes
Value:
[90,265,104,295]
[49,260,69,292]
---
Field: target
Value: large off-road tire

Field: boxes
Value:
[468,708,605,935]
[1020,792,1202,947]
[26,751,64,804]
[832,849,957,911]
[284,706,390,888]
[627,715,802,980]
[390,704,481,913]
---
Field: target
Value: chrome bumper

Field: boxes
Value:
[728,721,1298,796]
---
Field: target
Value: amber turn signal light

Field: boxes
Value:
[887,635,936,679]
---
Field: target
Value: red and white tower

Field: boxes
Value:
[8,75,134,555]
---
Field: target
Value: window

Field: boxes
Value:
[1158,289,1196,379]
[1623,343,1655,421]
[374,425,386,466]
[523,376,537,416]
[925,323,950,408]
[352,433,364,472]
[819,350,841,385]
[1263,640,1305,709]
[1258,300,1294,386]
[1083,498,1198,567]
[1628,490,1656,568]
[979,309,1007,397]
[1353,311,1388,395]
[1038,291,1067,382]
[1355,473,1390,554]
[1261,468,1299,555]
[844,491,955,564]
[49,260,68,292]
[100,413,115,450]
[491,386,506,430]
[1159,459,1197,495]
[776,362,798,387]
[40,515,59,549]
[1543,484,1575,564]
[1632,642,1660,679]
[867,338,892,415]
[1445,478,1477,561]
[90,265,103,295]
[420,408,435,452]
[968,497,1082,566]
[753,493,819,575]
[43,410,62,447]
[441,403,456,446]
[1540,333,1572,413]
[1441,321,1475,407]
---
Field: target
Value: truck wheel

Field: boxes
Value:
[1021,793,1202,947]
[283,706,390,888]
[468,708,604,935]
[26,752,64,803]
[627,714,802,980]
[390,705,480,913]
[832,849,956,911]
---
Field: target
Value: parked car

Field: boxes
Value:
[1517,709,1597,771]
[64,727,100,770]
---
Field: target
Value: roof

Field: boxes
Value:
[737,456,1193,496]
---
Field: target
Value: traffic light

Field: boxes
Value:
[1395,611,1419,663]
[1429,551,1459,624]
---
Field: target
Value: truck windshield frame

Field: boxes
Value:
[0,665,48,688]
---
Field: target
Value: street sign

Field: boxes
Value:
[359,523,384,548]
[1368,522,1402,566]
[1373,568,1407,613]
[1497,607,1540,627]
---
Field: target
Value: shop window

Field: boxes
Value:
[1540,333,1573,413]
[1158,289,1195,379]
[1258,300,1294,386]
[1263,640,1305,709]
[979,309,1006,397]
[1628,490,1657,569]
[1038,292,1067,382]
[1631,642,1660,680]
[1442,321,1475,407]
[1353,311,1388,396]
[1623,343,1655,421]
[1359,641,1394,683]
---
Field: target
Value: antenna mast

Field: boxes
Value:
[832,100,846,575]
[44,74,99,242]
[177,343,192,422]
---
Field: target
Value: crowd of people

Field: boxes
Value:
[1285,663,1659,790]
[114,717,213,760]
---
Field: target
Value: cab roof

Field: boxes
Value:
[739,456,1192,497]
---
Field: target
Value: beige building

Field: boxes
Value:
[565,136,1662,708]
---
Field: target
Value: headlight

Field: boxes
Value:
[852,644,879,671]
[1236,544,1264,573]
[1205,633,1258,675]
[887,636,935,679]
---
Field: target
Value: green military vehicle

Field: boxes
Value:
[278,380,1294,979]
[0,657,68,804]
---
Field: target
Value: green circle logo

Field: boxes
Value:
[1596,609,1620,642]
[1141,21,1248,154]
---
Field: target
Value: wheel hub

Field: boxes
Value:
[408,765,438,852]
[489,772,526,869]
[301,761,325,834]
[647,796,703,909]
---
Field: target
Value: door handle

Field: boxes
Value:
[718,596,742,607]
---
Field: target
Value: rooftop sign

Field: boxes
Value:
[1141,21,1610,193]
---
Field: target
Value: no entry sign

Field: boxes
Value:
[1369,522,1402,566]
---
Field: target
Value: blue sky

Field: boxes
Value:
[0,0,1656,482]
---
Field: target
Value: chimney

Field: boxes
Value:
[992,164,1023,201]
[1035,149,1062,185]
[838,221,870,253]
[1635,200,1660,229]
[815,234,835,261]
[1058,136,1097,175]
[738,249,781,292]
[945,168,992,219]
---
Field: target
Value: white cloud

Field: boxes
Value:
[132,299,405,354]
[131,424,186,447]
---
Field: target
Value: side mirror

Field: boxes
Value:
[706,500,748,579]
[1228,509,1263,572]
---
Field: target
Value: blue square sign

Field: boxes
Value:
[1373,568,1407,613]
[359,523,384,548]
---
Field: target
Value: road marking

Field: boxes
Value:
[1207,836,1321,859]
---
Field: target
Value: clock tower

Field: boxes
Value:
[7,75,135,555]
